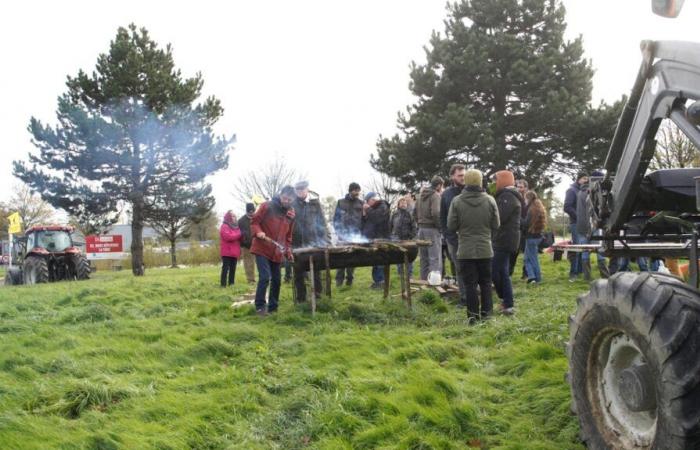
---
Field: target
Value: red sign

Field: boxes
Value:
[86,235,123,253]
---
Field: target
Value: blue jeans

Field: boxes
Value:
[492,250,514,308]
[524,237,542,282]
[255,255,281,312]
[569,224,582,277]
[372,266,385,284]
[397,262,413,278]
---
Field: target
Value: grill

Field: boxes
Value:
[291,239,429,313]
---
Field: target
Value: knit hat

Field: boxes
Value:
[494,170,515,191]
[591,169,604,177]
[364,192,379,202]
[464,169,483,187]
[294,180,309,190]
[245,203,255,213]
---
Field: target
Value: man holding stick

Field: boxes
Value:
[250,186,296,316]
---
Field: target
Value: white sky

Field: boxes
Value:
[1,0,699,218]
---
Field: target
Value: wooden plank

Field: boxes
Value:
[435,287,447,295]
[410,279,430,286]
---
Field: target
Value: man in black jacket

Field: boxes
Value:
[510,179,529,279]
[237,203,257,284]
[492,170,522,315]
[564,173,588,281]
[362,192,391,289]
[333,182,363,286]
[292,181,330,302]
[440,164,467,305]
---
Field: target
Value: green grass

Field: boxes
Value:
[0,257,589,449]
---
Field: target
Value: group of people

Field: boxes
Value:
[218,166,550,321]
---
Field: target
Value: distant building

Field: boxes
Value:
[104,224,159,251]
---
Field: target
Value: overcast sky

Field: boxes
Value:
[1,0,699,218]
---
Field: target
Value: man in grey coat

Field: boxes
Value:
[414,176,444,280]
[447,169,500,322]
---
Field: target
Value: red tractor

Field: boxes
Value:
[4,225,90,286]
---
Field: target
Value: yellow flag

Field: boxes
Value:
[251,194,265,207]
[7,212,22,234]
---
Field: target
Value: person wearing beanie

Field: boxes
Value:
[333,182,363,286]
[414,175,445,280]
[237,203,257,284]
[440,164,468,306]
[564,172,589,281]
[291,181,330,303]
[491,170,522,315]
[447,168,499,322]
[219,210,242,287]
[362,191,391,289]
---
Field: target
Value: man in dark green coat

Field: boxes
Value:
[291,181,330,302]
[447,169,500,322]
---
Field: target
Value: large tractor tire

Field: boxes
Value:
[568,272,700,449]
[4,268,23,286]
[22,256,49,285]
[71,254,90,280]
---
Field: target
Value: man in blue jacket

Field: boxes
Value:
[440,164,466,305]
[564,173,588,281]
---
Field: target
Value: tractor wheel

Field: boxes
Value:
[568,272,700,449]
[4,268,23,286]
[22,256,49,285]
[71,255,90,280]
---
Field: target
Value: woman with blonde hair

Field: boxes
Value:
[524,191,547,284]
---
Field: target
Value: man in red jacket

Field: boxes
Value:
[250,185,296,315]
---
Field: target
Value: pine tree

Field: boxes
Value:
[145,181,215,268]
[14,25,232,275]
[372,0,618,188]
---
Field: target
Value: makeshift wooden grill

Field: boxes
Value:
[291,239,429,314]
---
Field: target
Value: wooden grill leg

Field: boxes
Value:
[309,256,316,315]
[383,265,390,300]
[404,251,412,308]
[325,249,331,299]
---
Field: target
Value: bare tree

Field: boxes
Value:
[651,120,700,170]
[7,184,57,229]
[320,195,337,224]
[367,171,403,206]
[233,158,306,203]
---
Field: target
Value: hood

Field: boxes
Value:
[460,189,489,207]
[570,182,581,192]
[420,187,437,200]
[223,211,234,224]
[498,186,523,202]
[296,190,321,204]
[494,170,515,191]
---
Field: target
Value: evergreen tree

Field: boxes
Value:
[14,25,232,275]
[372,0,618,188]
[146,180,215,268]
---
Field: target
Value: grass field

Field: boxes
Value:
[0,256,592,449]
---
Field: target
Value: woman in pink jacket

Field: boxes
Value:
[220,210,242,287]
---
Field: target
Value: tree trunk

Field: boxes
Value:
[170,239,177,268]
[131,196,145,276]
